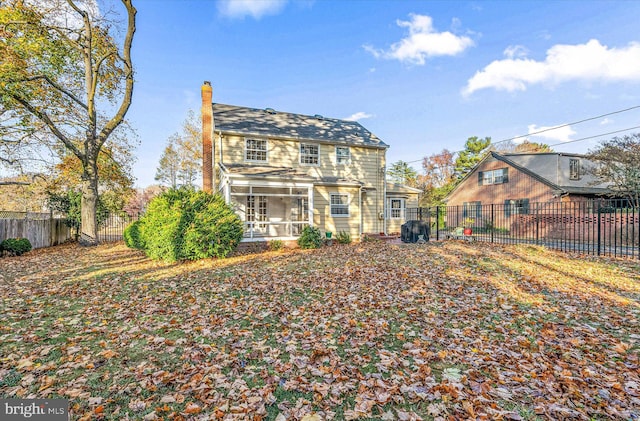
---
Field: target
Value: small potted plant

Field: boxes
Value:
[463,218,474,236]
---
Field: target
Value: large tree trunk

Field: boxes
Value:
[80,158,99,246]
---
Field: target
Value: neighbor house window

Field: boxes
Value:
[300,143,319,165]
[504,198,530,217]
[330,193,349,217]
[336,146,350,164]
[388,198,405,219]
[569,158,581,180]
[245,139,267,162]
[478,168,509,185]
[463,201,481,219]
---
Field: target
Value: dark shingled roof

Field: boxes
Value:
[212,103,388,148]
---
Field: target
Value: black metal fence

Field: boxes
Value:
[405,199,640,259]
[96,212,138,242]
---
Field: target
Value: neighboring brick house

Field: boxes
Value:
[200,82,419,241]
[445,151,614,231]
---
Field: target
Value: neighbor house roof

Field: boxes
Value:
[212,103,388,148]
[386,182,423,195]
[446,151,612,200]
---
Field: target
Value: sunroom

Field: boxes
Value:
[217,164,314,240]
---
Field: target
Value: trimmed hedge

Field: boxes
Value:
[1,238,32,256]
[130,188,243,262]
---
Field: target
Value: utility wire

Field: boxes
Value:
[407,124,640,172]
[546,125,640,148]
[402,105,640,166]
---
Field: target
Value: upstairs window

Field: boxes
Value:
[330,193,349,217]
[300,143,319,165]
[569,158,581,180]
[336,146,350,164]
[478,168,509,185]
[245,139,267,162]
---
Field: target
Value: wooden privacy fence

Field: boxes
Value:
[0,212,72,249]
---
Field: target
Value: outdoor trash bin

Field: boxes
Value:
[401,220,430,243]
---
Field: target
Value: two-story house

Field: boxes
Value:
[201,82,420,241]
[445,151,614,227]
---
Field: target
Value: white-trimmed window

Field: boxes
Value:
[388,198,405,219]
[336,146,350,164]
[300,143,319,165]
[504,198,530,217]
[247,195,267,222]
[330,193,349,217]
[245,139,267,162]
[569,158,581,180]
[479,168,508,185]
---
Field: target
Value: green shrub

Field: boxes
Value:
[269,239,284,251]
[336,231,352,244]
[297,225,322,249]
[123,220,145,250]
[1,238,32,256]
[139,188,243,262]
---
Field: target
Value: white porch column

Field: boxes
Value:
[225,180,231,204]
[308,186,314,227]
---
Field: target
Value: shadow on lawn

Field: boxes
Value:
[434,241,640,311]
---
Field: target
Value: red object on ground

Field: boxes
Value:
[463,228,473,236]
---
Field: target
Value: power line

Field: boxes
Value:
[546,125,640,148]
[403,104,640,165]
[408,124,640,172]
[496,104,640,144]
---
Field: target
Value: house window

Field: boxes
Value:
[300,143,319,165]
[504,199,530,217]
[247,195,267,222]
[478,168,509,185]
[330,193,349,217]
[336,146,350,164]
[245,139,267,162]
[388,198,405,219]
[569,159,581,180]
[463,201,481,219]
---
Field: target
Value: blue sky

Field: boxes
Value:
[127,0,640,187]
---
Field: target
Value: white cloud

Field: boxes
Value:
[217,0,287,19]
[527,124,576,143]
[503,45,528,59]
[364,14,475,65]
[600,117,613,125]
[463,39,640,96]
[345,112,373,121]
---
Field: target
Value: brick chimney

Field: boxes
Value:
[201,81,213,193]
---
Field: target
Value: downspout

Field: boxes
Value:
[382,176,387,235]
[382,160,387,235]
[217,130,223,193]
[359,186,364,238]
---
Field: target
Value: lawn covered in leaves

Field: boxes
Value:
[0,240,639,420]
